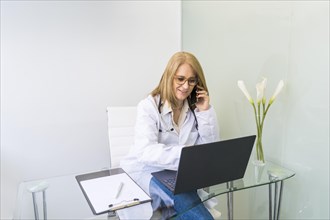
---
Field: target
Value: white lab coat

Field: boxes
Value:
[118,95,219,219]
[120,94,220,217]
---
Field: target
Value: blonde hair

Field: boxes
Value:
[151,51,208,109]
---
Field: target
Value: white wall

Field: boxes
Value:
[0,1,181,218]
[183,1,329,219]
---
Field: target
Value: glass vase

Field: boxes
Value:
[256,126,265,163]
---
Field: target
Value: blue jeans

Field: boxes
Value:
[150,177,213,220]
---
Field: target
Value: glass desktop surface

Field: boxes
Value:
[207,161,295,199]
[14,161,294,219]
[13,169,126,220]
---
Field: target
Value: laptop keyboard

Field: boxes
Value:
[163,177,176,191]
[151,170,178,192]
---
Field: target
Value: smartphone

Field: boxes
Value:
[189,86,198,106]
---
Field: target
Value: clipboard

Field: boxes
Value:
[76,168,152,215]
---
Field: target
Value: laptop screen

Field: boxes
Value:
[173,135,256,194]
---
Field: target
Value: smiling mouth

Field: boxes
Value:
[178,88,189,93]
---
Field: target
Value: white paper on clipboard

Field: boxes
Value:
[80,172,151,214]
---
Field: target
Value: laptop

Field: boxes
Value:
[151,135,256,195]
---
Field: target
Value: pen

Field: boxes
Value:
[115,182,124,199]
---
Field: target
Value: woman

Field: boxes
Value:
[121,51,220,219]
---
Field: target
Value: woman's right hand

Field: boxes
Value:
[195,85,210,111]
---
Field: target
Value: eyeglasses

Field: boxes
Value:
[174,76,198,86]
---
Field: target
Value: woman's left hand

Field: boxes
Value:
[195,85,210,111]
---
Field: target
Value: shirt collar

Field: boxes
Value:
[161,99,189,116]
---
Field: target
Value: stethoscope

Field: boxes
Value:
[157,97,199,133]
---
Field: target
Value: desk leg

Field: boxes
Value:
[227,191,233,220]
[277,181,284,220]
[42,190,47,220]
[268,181,284,220]
[31,192,39,220]
[227,182,234,220]
[269,184,272,220]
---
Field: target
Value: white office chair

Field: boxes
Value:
[107,106,160,219]
[107,106,137,168]
[106,106,221,219]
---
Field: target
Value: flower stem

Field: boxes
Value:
[252,104,264,162]
[253,102,270,163]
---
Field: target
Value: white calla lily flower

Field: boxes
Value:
[237,78,284,163]
[256,78,267,104]
[269,80,284,104]
[238,80,254,104]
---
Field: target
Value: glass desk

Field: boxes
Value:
[172,161,295,220]
[14,161,295,220]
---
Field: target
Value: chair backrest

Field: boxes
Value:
[107,106,137,168]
